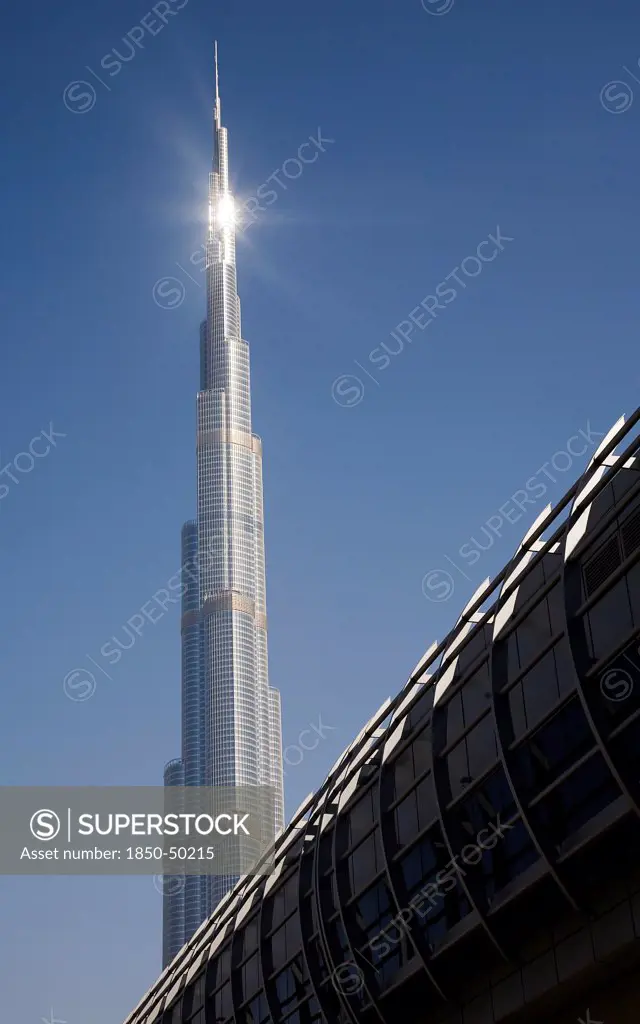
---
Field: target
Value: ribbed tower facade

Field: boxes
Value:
[162,46,285,968]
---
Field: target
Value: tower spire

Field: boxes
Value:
[214,40,221,127]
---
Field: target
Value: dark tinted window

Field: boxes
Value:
[520,648,561,730]
[400,830,471,951]
[395,789,419,848]
[272,955,309,1018]
[512,699,594,801]
[454,767,516,833]
[456,623,490,673]
[345,789,375,848]
[211,981,232,1023]
[461,661,491,724]
[242,918,259,958]
[241,992,269,1024]
[416,773,437,829]
[408,687,435,729]
[586,578,633,662]
[241,954,260,1001]
[517,599,552,667]
[207,947,231,994]
[413,726,432,777]
[447,715,498,799]
[184,973,205,1017]
[531,753,619,849]
[348,831,382,892]
[483,817,539,904]
[391,743,415,801]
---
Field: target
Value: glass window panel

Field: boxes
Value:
[285,913,302,956]
[348,790,375,846]
[284,875,298,916]
[242,918,259,958]
[587,644,640,731]
[208,948,231,995]
[399,829,450,898]
[212,983,232,1023]
[300,852,314,894]
[265,890,285,932]
[418,835,438,876]
[532,753,619,848]
[466,714,498,779]
[456,766,516,836]
[412,726,432,777]
[517,559,546,605]
[484,817,538,905]
[353,884,383,931]
[192,974,205,1014]
[446,692,464,746]
[408,688,435,729]
[395,790,419,848]
[184,973,206,1019]
[547,585,565,635]
[242,954,260,1000]
[614,472,640,505]
[406,842,472,954]
[416,773,437,830]
[271,925,286,969]
[462,662,491,725]
[521,649,560,730]
[611,716,640,780]
[457,624,490,672]
[517,600,552,667]
[483,765,517,820]
[349,831,381,891]
[242,993,269,1024]
[399,842,423,890]
[447,739,469,800]
[273,958,309,1017]
[512,698,594,801]
[350,884,394,967]
[305,996,323,1023]
[392,744,415,801]
[587,579,634,662]
[354,883,411,994]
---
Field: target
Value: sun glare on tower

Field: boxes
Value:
[216,193,235,229]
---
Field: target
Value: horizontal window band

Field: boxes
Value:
[181,593,267,630]
[197,428,262,454]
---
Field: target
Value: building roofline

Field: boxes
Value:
[124,405,640,1024]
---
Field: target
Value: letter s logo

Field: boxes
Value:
[30,809,61,841]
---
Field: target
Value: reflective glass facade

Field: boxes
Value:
[162,52,285,966]
[140,413,640,1021]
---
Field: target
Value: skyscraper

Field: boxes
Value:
[162,44,285,968]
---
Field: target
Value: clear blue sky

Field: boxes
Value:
[1,0,639,1020]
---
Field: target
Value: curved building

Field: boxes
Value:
[139,409,640,1024]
